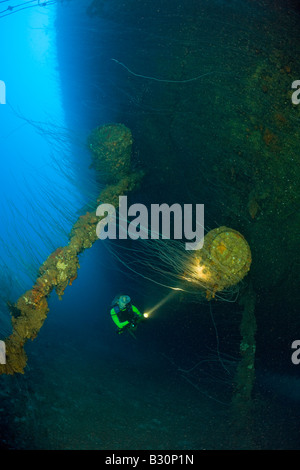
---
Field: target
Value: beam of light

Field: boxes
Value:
[144,290,179,317]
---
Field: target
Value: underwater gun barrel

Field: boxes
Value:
[0,124,143,375]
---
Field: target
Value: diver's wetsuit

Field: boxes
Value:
[110,303,142,331]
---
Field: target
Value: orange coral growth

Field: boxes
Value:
[263,128,277,147]
[31,287,45,307]
[49,247,64,259]
[216,243,227,254]
[69,274,77,286]
[274,112,287,127]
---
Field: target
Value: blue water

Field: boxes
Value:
[0,0,300,450]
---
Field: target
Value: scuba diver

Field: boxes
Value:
[110,294,146,335]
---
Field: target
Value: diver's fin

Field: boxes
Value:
[128,329,137,340]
